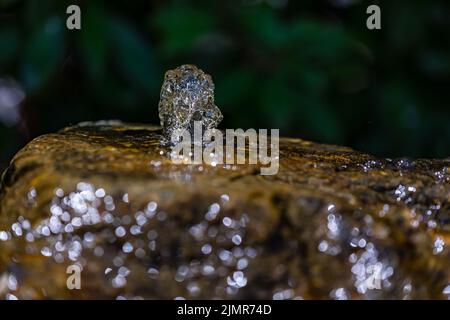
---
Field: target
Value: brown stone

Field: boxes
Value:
[0,121,449,299]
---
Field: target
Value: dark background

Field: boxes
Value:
[0,0,449,171]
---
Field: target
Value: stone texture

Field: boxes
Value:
[0,121,449,299]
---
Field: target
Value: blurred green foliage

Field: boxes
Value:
[0,0,449,170]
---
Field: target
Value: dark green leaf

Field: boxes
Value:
[21,16,65,91]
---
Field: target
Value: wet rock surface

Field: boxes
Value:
[0,121,449,299]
